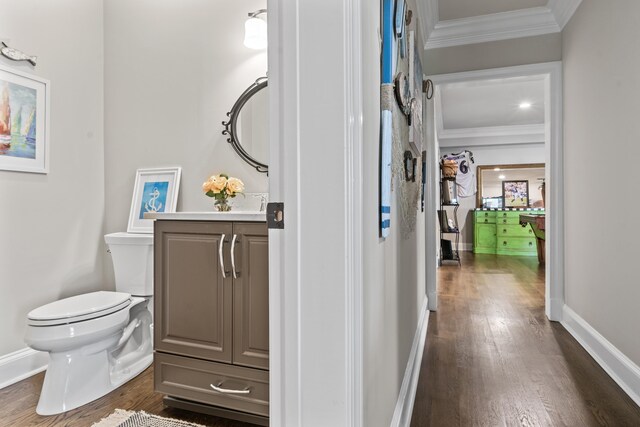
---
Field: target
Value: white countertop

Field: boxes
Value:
[145,211,266,222]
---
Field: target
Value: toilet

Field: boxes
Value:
[24,232,154,416]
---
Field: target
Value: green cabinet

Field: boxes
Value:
[473,209,543,257]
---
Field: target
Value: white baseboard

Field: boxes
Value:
[390,296,429,427]
[459,243,472,252]
[562,305,640,407]
[0,347,48,389]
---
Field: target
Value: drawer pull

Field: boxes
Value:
[484,219,488,223]
[529,242,533,246]
[503,229,507,233]
[529,229,532,234]
[503,219,507,223]
[503,241,507,246]
[211,382,251,395]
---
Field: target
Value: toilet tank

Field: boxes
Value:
[104,232,153,296]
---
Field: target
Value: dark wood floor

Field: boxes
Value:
[0,365,255,427]
[410,252,640,427]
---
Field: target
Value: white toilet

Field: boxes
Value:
[24,232,154,416]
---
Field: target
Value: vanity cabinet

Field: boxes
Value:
[473,209,543,256]
[153,219,269,424]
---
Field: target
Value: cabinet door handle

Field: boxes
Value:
[231,234,240,279]
[211,382,251,395]
[219,234,227,279]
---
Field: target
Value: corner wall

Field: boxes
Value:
[563,0,640,367]
[0,0,104,357]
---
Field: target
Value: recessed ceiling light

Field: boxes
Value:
[494,167,501,171]
[499,174,506,180]
[519,102,532,109]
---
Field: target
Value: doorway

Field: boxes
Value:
[425,62,564,321]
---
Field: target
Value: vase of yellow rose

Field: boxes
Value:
[202,173,244,212]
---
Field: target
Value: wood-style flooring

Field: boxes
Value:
[0,366,254,427]
[410,252,640,427]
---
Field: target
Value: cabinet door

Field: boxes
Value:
[474,223,497,254]
[232,222,269,370]
[155,220,234,363]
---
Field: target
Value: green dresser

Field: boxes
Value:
[473,209,544,256]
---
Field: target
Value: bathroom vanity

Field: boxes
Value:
[148,212,269,426]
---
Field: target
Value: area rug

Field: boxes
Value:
[92,409,205,427]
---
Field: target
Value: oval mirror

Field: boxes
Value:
[222,77,268,174]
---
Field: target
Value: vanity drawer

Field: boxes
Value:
[497,224,535,238]
[475,211,496,224]
[496,237,537,255]
[155,352,269,417]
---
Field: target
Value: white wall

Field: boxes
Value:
[0,0,104,356]
[440,143,544,249]
[425,33,562,75]
[563,0,640,365]
[104,0,268,240]
[362,1,426,425]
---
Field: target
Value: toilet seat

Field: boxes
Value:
[27,291,131,327]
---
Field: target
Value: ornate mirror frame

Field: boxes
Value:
[222,77,268,174]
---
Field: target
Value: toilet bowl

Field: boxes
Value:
[24,232,154,415]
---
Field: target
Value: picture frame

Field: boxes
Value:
[0,64,50,173]
[503,180,529,207]
[128,167,182,233]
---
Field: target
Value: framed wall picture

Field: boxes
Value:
[128,167,182,233]
[503,180,529,207]
[0,64,50,173]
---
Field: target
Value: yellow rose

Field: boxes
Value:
[208,175,228,194]
[202,180,212,193]
[226,177,244,195]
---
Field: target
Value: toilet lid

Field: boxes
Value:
[28,291,132,326]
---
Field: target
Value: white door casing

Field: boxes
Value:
[268,0,364,425]
[426,62,564,321]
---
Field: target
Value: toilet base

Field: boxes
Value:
[34,300,153,416]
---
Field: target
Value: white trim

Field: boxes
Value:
[458,243,472,252]
[425,7,559,50]
[415,0,438,43]
[0,348,48,389]
[562,305,640,407]
[390,297,429,427]
[429,62,564,321]
[425,93,439,311]
[268,0,365,425]
[437,124,545,147]
[344,0,364,424]
[548,0,583,29]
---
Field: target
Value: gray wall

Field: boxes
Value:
[563,0,640,364]
[363,0,427,425]
[104,0,268,239]
[0,0,104,356]
[425,33,562,76]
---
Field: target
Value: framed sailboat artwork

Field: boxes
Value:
[0,64,50,174]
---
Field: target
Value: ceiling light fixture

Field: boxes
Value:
[493,167,501,171]
[499,174,506,180]
[244,9,267,50]
[519,101,532,109]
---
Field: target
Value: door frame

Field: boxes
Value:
[426,61,564,321]
[267,0,364,425]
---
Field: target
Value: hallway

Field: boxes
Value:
[410,253,640,426]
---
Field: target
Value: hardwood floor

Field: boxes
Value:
[0,366,255,427]
[410,252,640,427]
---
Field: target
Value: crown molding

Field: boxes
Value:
[437,124,545,147]
[415,0,438,48]
[425,7,559,50]
[548,0,583,29]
